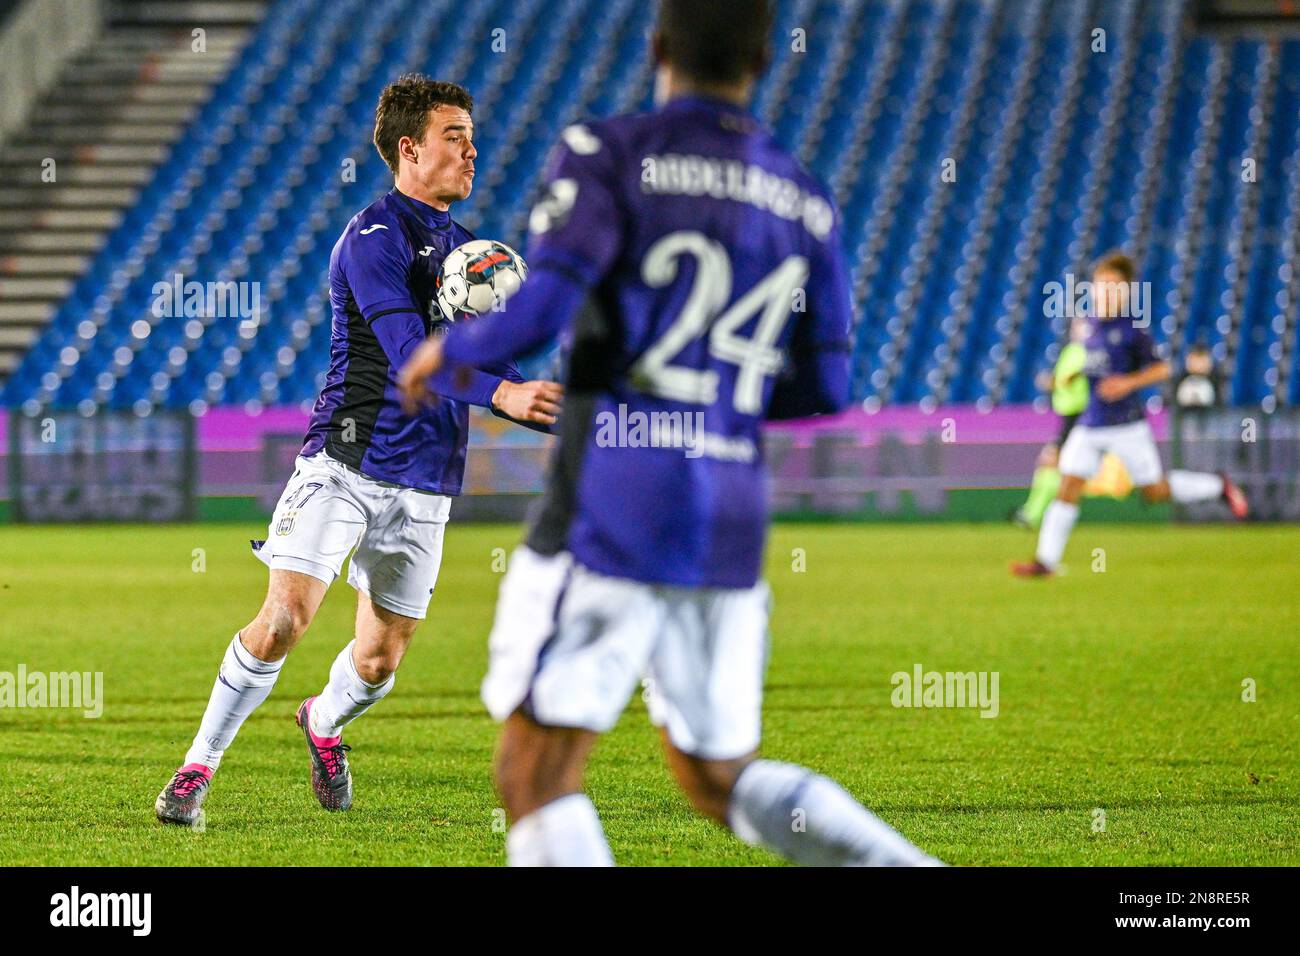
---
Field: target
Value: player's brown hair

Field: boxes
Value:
[373,74,473,175]
[1092,250,1136,282]
[655,0,773,85]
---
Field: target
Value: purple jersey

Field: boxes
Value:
[442,96,853,587]
[1079,316,1161,428]
[302,189,522,494]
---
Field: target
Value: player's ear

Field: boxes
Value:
[398,135,419,167]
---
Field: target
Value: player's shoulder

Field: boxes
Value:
[545,116,627,169]
[338,191,414,252]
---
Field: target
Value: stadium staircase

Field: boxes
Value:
[1,0,1298,415]
[0,0,259,382]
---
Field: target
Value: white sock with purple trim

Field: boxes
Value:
[184,633,282,771]
[1168,470,1224,503]
[506,794,614,867]
[1036,500,1080,570]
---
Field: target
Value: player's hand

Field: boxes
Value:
[397,338,445,413]
[492,379,564,426]
[1096,374,1134,401]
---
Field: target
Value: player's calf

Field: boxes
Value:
[493,712,612,866]
[494,711,595,820]
[660,735,750,825]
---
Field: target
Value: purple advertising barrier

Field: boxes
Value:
[1,404,1173,517]
[765,404,1169,445]
[198,405,310,451]
[190,404,1169,446]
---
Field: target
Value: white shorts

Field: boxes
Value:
[252,452,452,619]
[1058,419,1164,487]
[481,546,771,760]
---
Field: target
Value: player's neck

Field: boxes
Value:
[394,176,452,214]
[655,69,752,109]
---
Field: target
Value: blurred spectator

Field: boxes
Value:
[1173,343,1221,409]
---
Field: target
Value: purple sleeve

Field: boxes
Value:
[427,363,502,408]
[1133,326,1160,369]
[442,124,622,369]
[339,226,504,408]
[340,219,422,321]
[767,219,853,420]
[370,313,503,408]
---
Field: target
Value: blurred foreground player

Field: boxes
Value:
[400,0,939,866]
[1013,252,1247,577]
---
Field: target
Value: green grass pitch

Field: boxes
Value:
[0,521,1295,866]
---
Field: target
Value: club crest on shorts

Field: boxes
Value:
[276,482,324,536]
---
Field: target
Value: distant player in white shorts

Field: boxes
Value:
[1013,251,1248,577]
[155,76,561,826]
[400,0,939,866]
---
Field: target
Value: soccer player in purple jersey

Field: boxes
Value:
[1012,251,1248,577]
[399,0,939,866]
[155,76,562,826]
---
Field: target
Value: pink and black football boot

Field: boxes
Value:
[1221,473,1249,520]
[295,697,353,811]
[155,763,214,826]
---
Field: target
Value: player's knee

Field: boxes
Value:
[353,648,399,686]
[1140,481,1169,504]
[1057,476,1084,503]
[247,598,313,655]
[268,599,312,642]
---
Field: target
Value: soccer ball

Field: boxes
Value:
[435,239,528,321]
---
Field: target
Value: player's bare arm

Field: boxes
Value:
[1097,360,1170,401]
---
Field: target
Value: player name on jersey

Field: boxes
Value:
[640,152,835,240]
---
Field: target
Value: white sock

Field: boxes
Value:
[506,794,614,867]
[184,633,283,770]
[1168,469,1224,503]
[727,760,936,866]
[309,639,394,739]
[1035,499,1079,569]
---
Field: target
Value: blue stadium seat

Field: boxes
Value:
[3,0,1299,413]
